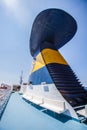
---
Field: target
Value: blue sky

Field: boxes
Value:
[0,0,87,86]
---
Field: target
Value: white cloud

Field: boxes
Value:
[2,0,18,9]
[0,0,31,26]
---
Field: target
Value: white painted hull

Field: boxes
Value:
[22,83,79,120]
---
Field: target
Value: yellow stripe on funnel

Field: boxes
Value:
[41,48,68,65]
[32,48,68,73]
[32,53,45,73]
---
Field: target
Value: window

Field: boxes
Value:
[44,86,49,92]
[29,84,33,89]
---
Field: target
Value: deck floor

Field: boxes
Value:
[0,93,87,130]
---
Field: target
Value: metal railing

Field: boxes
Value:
[0,92,11,119]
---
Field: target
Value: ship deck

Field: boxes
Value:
[0,93,87,130]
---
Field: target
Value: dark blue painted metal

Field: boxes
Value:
[30,9,77,57]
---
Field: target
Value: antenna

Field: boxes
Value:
[20,70,23,85]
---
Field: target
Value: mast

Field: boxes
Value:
[20,70,23,85]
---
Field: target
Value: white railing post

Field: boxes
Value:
[85,105,87,116]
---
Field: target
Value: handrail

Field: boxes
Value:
[0,92,11,119]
